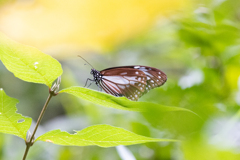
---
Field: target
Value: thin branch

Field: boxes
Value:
[22,93,53,160]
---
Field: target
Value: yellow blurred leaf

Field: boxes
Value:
[0,0,188,57]
[225,65,240,89]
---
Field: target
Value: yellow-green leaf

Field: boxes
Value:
[0,89,31,139]
[36,124,177,147]
[59,86,199,116]
[0,32,62,87]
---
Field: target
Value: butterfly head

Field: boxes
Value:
[91,69,102,82]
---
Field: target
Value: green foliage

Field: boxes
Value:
[1,0,240,159]
[0,89,31,139]
[0,32,62,87]
[36,124,177,147]
[0,33,180,160]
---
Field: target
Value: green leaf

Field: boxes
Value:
[59,86,199,116]
[36,124,177,147]
[0,89,32,139]
[0,32,62,87]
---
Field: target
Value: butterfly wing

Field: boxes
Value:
[134,66,167,94]
[100,68,147,101]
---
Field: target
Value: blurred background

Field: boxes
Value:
[0,0,240,159]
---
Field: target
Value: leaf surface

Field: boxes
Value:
[36,124,177,147]
[0,33,62,87]
[60,86,198,116]
[0,89,31,139]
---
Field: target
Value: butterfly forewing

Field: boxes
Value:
[100,68,147,101]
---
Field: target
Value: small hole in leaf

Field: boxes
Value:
[18,119,25,123]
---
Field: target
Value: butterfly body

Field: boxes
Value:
[86,65,167,101]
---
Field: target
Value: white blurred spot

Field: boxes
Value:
[116,146,136,160]
[34,62,39,69]
[0,112,1,114]
[178,69,204,89]
[194,7,209,14]
[236,91,240,106]
[215,103,226,112]
[139,146,154,159]
[212,0,227,7]
[206,117,240,150]
[134,66,140,69]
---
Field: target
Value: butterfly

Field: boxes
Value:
[79,56,167,101]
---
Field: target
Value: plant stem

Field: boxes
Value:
[22,93,53,160]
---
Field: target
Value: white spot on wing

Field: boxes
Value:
[103,76,129,84]
[124,76,138,81]
[135,71,139,74]
[118,85,126,89]
[134,66,140,69]
[120,72,128,75]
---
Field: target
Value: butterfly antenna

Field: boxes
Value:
[77,55,94,69]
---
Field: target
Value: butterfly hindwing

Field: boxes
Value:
[135,66,167,94]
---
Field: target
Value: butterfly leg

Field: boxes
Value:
[84,78,94,88]
[95,82,102,91]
